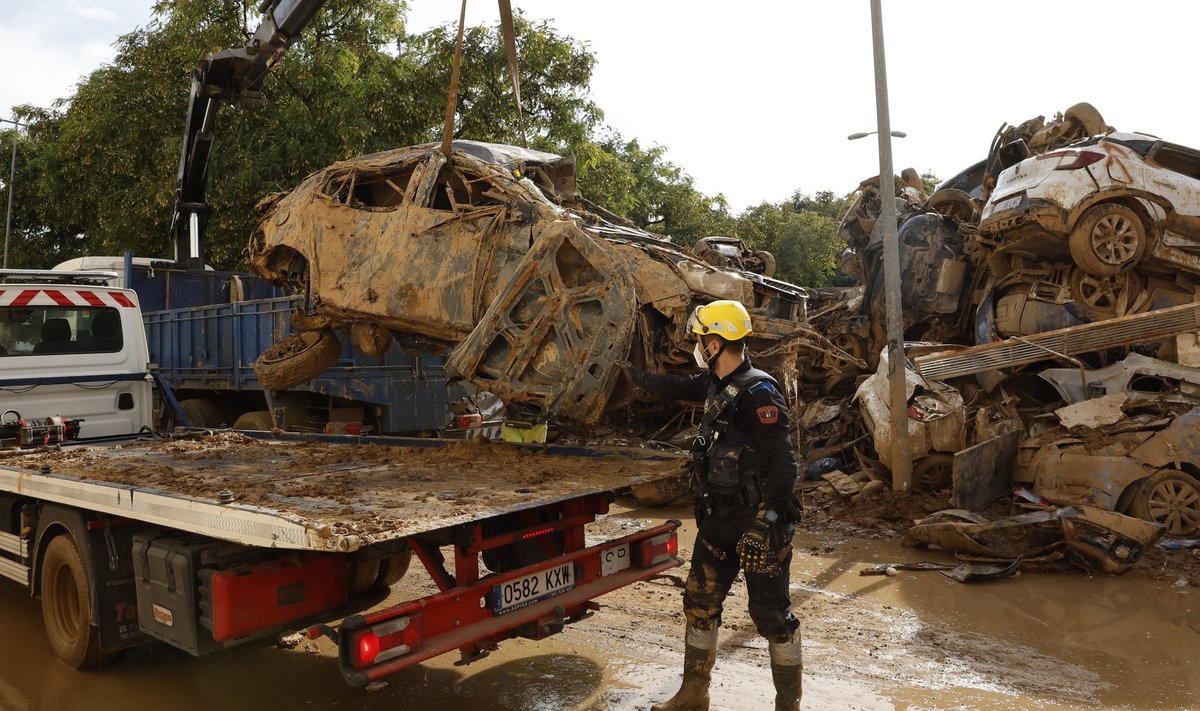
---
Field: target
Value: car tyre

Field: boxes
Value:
[253,329,342,390]
[1128,469,1200,536]
[1068,203,1147,276]
[41,535,104,669]
[1069,270,1143,320]
[911,453,955,492]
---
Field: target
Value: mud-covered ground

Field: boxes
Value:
[807,485,1200,588]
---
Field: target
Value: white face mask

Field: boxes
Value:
[693,342,710,369]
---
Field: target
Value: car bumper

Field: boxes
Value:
[979,196,1069,239]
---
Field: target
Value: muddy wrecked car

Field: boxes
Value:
[246,140,811,426]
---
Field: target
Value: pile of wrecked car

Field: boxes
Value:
[805,102,1200,555]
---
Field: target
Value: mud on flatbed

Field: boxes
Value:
[4,432,684,550]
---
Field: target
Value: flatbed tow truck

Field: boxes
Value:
[0,270,682,684]
[0,430,681,685]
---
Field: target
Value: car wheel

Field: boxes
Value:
[926,188,978,224]
[41,535,104,669]
[1069,270,1143,320]
[1128,469,1200,535]
[253,329,342,390]
[912,453,955,492]
[1069,203,1147,276]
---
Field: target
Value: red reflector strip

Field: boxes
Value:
[11,290,37,307]
[42,289,74,306]
[110,292,136,307]
[520,526,557,540]
[76,290,106,307]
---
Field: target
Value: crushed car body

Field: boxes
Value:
[247,140,813,425]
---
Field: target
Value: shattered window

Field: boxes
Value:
[427,165,504,212]
[1151,143,1200,181]
[324,165,417,210]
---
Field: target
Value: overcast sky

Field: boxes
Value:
[3,1,1199,212]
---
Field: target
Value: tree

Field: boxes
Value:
[734,191,846,287]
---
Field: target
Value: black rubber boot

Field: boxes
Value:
[651,636,717,711]
[770,661,802,710]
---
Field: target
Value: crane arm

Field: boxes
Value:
[171,0,327,267]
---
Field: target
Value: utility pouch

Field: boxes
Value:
[706,444,743,495]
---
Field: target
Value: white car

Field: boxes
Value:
[979,132,1200,316]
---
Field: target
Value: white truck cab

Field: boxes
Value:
[0,269,152,440]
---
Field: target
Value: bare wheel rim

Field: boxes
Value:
[1091,214,1139,266]
[1148,480,1200,534]
[1073,271,1139,316]
[50,561,82,640]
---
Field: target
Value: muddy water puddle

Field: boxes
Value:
[1,505,1198,710]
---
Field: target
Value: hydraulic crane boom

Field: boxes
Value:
[171,0,327,268]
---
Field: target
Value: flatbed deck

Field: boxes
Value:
[0,432,684,552]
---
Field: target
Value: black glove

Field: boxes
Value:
[737,508,787,574]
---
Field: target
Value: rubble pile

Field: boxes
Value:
[791,103,1200,556]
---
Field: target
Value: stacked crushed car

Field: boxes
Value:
[807,103,1200,561]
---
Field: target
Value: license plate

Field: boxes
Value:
[600,543,631,577]
[992,195,1021,213]
[493,562,575,615]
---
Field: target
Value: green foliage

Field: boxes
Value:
[733,190,849,287]
[920,170,940,196]
[572,132,733,245]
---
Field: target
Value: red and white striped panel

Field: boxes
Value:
[0,288,138,308]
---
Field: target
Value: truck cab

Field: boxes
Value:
[0,269,152,440]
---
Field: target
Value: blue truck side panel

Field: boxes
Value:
[131,263,452,433]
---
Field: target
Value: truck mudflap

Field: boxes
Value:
[332,519,680,687]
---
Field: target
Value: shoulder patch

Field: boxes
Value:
[756,405,779,425]
[747,380,776,395]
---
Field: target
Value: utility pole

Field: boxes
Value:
[1,117,25,269]
[868,0,912,491]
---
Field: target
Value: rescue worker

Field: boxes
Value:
[627,299,802,711]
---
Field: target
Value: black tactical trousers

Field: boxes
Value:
[683,504,799,643]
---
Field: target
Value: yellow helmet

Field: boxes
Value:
[687,300,753,341]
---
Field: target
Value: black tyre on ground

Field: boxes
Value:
[178,398,227,428]
[41,535,103,669]
[253,329,342,390]
[1128,469,1200,536]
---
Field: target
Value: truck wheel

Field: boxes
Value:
[1068,203,1147,276]
[232,411,275,431]
[253,329,342,390]
[179,398,227,428]
[1128,469,1200,536]
[373,550,414,590]
[41,535,103,669]
[347,558,381,597]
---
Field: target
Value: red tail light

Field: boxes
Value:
[634,532,677,568]
[1036,149,1104,170]
[351,615,422,668]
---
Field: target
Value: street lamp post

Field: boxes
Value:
[864,0,912,491]
[1,117,27,270]
[847,130,907,141]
